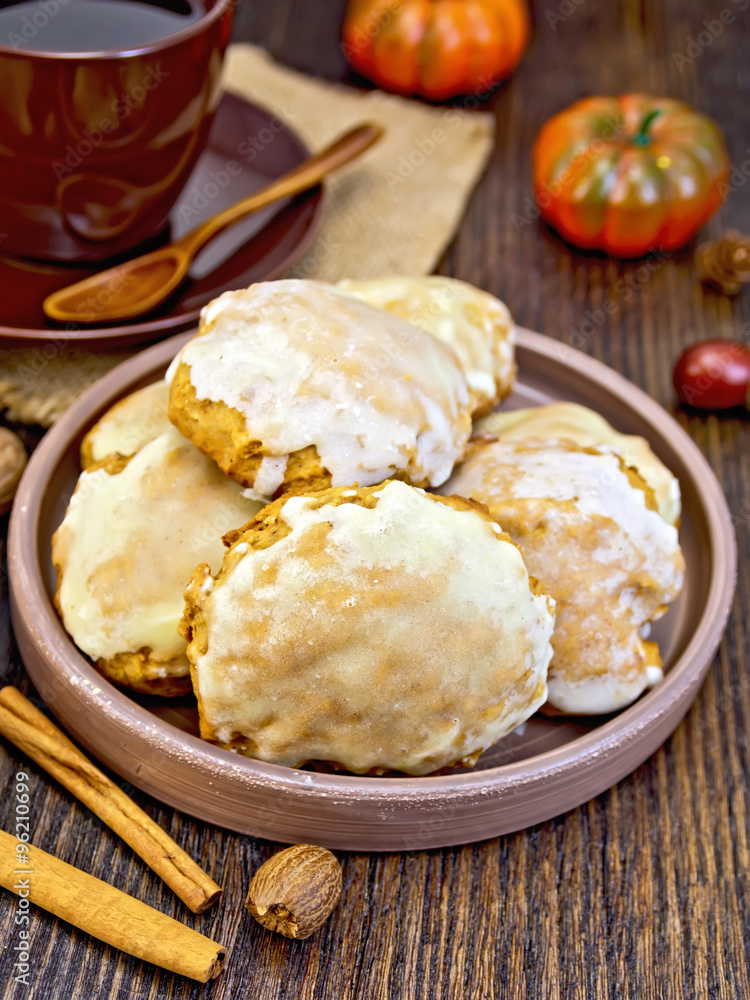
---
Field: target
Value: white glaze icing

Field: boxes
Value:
[170,280,473,489]
[646,665,664,687]
[187,480,555,775]
[476,401,681,526]
[53,427,264,662]
[252,456,288,497]
[441,440,685,715]
[82,381,170,466]
[338,275,515,410]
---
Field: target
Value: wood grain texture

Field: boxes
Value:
[1,0,749,996]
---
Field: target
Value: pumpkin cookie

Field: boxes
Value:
[167,279,473,495]
[80,380,170,469]
[180,479,555,775]
[441,439,685,715]
[476,401,681,526]
[338,275,516,415]
[53,427,264,696]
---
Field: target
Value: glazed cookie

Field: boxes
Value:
[80,381,170,469]
[53,427,264,696]
[180,479,555,775]
[476,401,681,526]
[441,440,685,715]
[338,275,516,415]
[167,279,473,495]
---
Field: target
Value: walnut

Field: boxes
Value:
[0,429,27,516]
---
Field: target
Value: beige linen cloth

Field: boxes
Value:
[0,44,494,426]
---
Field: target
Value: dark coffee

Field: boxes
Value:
[0,0,203,53]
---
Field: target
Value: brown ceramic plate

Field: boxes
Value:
[0,94,323,348]
[8,329,736,850]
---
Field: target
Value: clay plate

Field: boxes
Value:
[8,329,736,850]
[0,94,323,348]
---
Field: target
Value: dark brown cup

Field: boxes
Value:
[0,0,234,262]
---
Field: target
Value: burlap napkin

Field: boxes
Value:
[0,44,494,426]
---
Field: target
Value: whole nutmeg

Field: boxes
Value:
[245,844,342,940]
[0,429,27,516]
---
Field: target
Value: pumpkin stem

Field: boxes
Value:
[631,109,661,147]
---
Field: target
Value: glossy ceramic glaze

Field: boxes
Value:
[0,94,324,346]
[8,329,736,849]
[0,0,234,262]
[42,123,381,323]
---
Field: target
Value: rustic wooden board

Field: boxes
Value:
[1,1,749,997]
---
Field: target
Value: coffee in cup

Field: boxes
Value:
[0,0,234,262]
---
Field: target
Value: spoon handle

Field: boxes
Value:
[176,122,383,260]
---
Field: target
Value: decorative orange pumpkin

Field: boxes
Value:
[532,95,730,258]
[342,0,530,102]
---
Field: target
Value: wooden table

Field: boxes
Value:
[1,1,749,997]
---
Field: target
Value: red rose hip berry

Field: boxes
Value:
[673,339,750,410]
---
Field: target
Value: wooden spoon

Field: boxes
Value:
[43,123,383,325]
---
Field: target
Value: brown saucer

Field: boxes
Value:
[8,329,737,849]
[0,94,323,348]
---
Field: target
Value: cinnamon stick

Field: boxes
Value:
[0,686,220,914]
[0,830,226,982]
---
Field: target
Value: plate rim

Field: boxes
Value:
[0,92,325,346]
[7,327,738,847]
